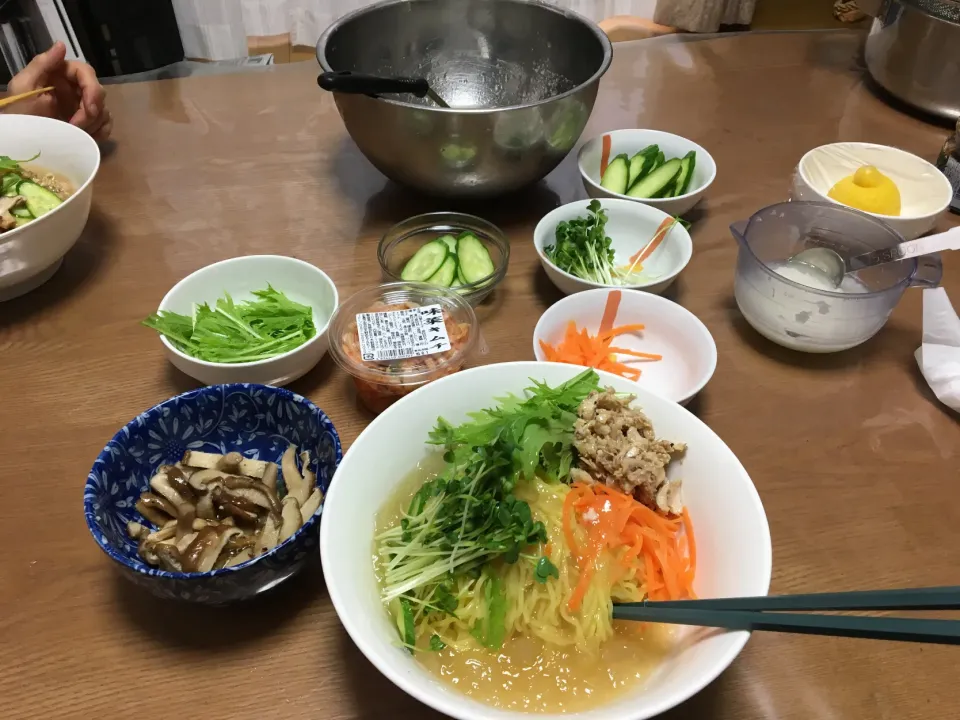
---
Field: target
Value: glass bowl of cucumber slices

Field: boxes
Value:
[578,129,717,218]
[378,212,510,306]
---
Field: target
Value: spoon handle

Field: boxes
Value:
[317,71,431,98]
[853,226,960,268]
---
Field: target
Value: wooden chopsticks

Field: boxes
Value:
[0,86,54,110]
[612,586,960,645]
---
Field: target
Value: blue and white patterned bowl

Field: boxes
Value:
[84,384,342,604]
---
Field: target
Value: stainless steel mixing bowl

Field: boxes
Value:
[316,0,613,198]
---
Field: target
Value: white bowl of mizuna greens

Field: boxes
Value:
[578,129,716,217]
[0,114,100,301]
[534,198,693,296]
[379,212,509,306]
[143,255,339,386]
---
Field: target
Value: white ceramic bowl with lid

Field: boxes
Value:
[154,255,338,385]
[320,361,772,720]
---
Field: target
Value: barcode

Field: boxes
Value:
[356,304,452,362]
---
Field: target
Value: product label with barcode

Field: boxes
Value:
[356,304,451,362]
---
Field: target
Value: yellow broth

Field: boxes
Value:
[375,458,676,713]
[417,623,674,713]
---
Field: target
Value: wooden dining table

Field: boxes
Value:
[2,28,958,720]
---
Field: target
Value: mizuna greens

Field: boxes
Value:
[141,285,316,363]
[376,369,601,653]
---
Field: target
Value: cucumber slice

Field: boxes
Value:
[672,151,697,197]
[626,158,683,199]
[17,181,63,218]
[400,240,448,282]
[456,233,496,283]
[600,154,629,195]
[1,174,22,197]
[426,255,457,287]
[627,146,658,188]
[456,267,468,287]
[10,204,32,219]
[438,234,457,254]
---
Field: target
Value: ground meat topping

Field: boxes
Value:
[572,388,686,514]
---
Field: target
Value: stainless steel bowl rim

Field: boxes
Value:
[316,0,613,114]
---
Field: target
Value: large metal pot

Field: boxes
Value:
[865,0,960,120]
[316,0,612,198]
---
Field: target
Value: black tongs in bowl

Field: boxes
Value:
[317,71,451,108]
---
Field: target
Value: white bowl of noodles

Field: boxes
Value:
[0,114,100,300]
[321,361,771,719]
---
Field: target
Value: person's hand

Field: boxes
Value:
[5,41,112,142]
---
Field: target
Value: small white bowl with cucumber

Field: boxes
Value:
[378,212,509,306]
[578,129,716,217]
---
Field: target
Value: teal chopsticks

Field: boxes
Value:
[611,586,960,645]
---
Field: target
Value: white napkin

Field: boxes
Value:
[915,288,960,412]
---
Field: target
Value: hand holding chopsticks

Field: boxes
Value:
[613,586,960,645]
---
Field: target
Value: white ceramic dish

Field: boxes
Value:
[792,142,952,240]
[320,361,772,720]
[533,289,717,405]
[534,198,693,296]
[155,255,338,386]
[578,129,717,217]
[0,115,100,301]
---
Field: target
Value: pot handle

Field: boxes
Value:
[730,220,748,247]
[910,253,943,289]
[317,71,430,98]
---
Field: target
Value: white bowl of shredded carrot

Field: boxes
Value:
[534,198,693,296]
[321,361,771,720]
[533,288,717,405]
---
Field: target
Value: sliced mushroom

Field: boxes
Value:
[280,444,303,501]
[211,486,260,526]
[180,527,221,572]
[149,470,191,510]
[195,492,216,520]
[175,531,199,554]
[255,513,281,554]
[294,451,314,506]
[127,522,150,541]
[166,467,198,503]
[153,543,183,572]
[224,548,253,568]
[187,469,229,492]
[181,450,271,479]
[135,493,178,525]
[261,462,278,492]
[145,521,177,544]
[221,477,279,514]
[299,488,322,523]
[279,496,302,542]
[195,527,243,572]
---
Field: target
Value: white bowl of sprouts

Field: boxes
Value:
[321,361,772,720]
[534,198,693,296]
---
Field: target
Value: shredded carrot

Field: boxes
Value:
[624,217,678,274]
[598,289,621,337]
[608,347,663,361]
[600,134,612,177]
[565,482,697,612]
[540,291,660,381]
